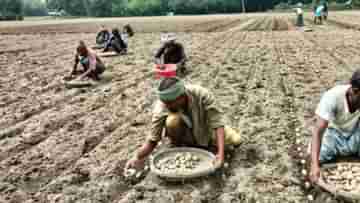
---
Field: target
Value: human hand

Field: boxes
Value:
[309,163,321,183]
[125,156,145,171]
[213,154,225,170]
[78,74,87,81]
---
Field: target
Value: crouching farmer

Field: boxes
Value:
[70,41,106,81]
[125,77,241,170]
[310,69,360,183]
[155,33,187,74]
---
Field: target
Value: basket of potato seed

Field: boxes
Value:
[150,147,217,180]
[318,161,360,201]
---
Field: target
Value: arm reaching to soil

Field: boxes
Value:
[310,116,328,183]
[200,86,226,168]
[125,141,157,170]
[214,127,225,169]
[71,53,80,75]
[126,106,166,169]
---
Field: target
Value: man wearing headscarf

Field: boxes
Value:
[125,77,241,170]
[310,69,360,183]
[154,33,187,74]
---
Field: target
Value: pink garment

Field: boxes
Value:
[87,48,97,71]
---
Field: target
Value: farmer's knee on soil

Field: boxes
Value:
[211,126,241,147]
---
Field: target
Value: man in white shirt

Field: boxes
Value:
[310,70,360,183]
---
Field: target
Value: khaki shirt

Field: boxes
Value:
[148,85,225,147]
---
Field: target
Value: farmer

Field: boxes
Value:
[103,28,128,54]
[125,77,241,170]
[154,33,187,74]
[96,25,111,48]
[323,1,329,21]
[314,4,324,24]
[294,3,304,27]
[310,69,360,183]
[123,23,134,37]
[70,41,106,81]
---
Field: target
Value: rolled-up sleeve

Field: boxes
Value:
[147,102,167,142]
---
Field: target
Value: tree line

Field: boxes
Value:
[0,0,359,18]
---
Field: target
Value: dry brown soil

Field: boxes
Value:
[1,11,360,203]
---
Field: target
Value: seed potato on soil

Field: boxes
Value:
[1,11,360,203]
[324,164,360,193]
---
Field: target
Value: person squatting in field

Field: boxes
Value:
[103,28,128,55]
[96,25,112,47]
[70,41,106,81]
[154,33,187,74]
[314,4,324,24]
[125,77,241,170]
[310,69,360,183]
[314,0,328,25]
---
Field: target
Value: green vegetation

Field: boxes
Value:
[0,0,23,20]
[0,0,359,18]
[274,0,360,11]
[24,0,48,16]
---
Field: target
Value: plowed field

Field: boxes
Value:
[1,11,360,203]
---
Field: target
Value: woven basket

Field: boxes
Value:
[150,147,216,181]
[317,161,360,201]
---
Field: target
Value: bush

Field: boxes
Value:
[23,0,48,16]
[328,1,353,10]
[0,15,23,21]
[274,2,291,10]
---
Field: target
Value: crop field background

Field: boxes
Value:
[1,11,360,203]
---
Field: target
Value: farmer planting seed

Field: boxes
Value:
[310,69,360,183]
[95,25,111,48]
[314,4,324,24]
[70,40,106,81]
[323,1,329,21]
[154,33,187,74]
[103,28,128,55]
[123,23,134,37]
[294,3,304,27]
[125,77,241,170]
